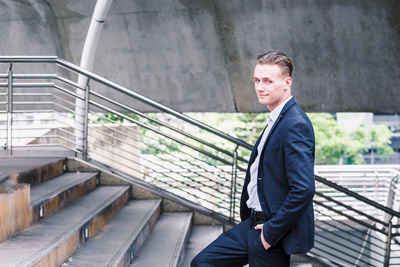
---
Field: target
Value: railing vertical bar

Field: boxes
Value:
[6,63,13,156]
[231,146,239,222]
[82,79,90,161]
[384,217,393,267]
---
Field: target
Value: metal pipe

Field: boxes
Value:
[316,175,400,218]
[0,56,252,150]
[53,57,253,150]
[6,63,13,155]
[12,82,53,88]
[89,100,234,166]
[82,81,90,160]
[313,199,386,234]
[315,191,389,227]
[88,133,230,197]
[88,114,233,182]
[13,93,52,96]
[89,90,238,158]
[384,217,393,267]
[0,56,57,62]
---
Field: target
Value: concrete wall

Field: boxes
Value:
[0,0,399,113]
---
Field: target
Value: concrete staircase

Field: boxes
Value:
[0,157,224,267]
[0,156,327,267]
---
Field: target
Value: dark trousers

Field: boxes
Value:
[191,217,290,267]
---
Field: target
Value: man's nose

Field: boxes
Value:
[255,83,265,91]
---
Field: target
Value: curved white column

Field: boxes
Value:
[75,0,114,152]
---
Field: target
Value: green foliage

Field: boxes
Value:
[89,112,395,165]
[308,113,348,164]
[94,112,140,124]
[369,124,394,157]
[308,113,394,164]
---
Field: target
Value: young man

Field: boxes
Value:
[192,51,315,267]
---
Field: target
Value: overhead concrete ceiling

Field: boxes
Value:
[0,0,399,113]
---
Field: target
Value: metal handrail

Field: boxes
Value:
[2,56,400,266]
[316,174,400,218]
[0,56,252,150]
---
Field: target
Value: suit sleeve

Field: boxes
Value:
[262,116,315,246]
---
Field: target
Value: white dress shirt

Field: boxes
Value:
[246,96,293,211]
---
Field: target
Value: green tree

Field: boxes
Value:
[308,113,394,164]
[369,124,394,158]
[308,113,348,164]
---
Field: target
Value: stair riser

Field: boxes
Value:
[10,159,67,186]
[115,205,161,267]
[0,184,32,243]
[31,176,98,223]
[33,232,80,267]
[86,190,130,240]
[26,188,130,267]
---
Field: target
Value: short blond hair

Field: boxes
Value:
[257,51,293,77]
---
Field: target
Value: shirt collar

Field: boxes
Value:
[268,96,293,123]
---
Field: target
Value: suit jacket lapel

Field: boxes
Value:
[246,98,297,178]
[261,98,297,152]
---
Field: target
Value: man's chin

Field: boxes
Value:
[258,100,270,106]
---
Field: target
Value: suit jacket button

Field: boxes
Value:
[258,177,262,181]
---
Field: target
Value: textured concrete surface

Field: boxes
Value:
[131,212,192,266]
[0,147,75,158]
[0,0,398,113]
[0,157,65,173]
[0,186,129,267]
[67,199,161,266]
[0,157,65,185]
[30,172,97,206]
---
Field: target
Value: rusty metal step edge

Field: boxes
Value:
[31,172,99,223]
[2,186,131,267]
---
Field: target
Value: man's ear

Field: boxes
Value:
[285,76,292,89]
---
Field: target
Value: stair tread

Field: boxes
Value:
[0,157,65,173]
[0,186,129,267]
[30,172,98,206]
[131,212,193,267]
[182,225,223,266]
[66,199,161,266]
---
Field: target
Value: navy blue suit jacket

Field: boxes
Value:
[240,97,315,254]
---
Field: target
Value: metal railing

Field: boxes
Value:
[0,56,251,223]
[1,56,400,266]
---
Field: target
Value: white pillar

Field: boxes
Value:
[75,0,114,151]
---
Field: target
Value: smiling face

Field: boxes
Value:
[253,63,292,111]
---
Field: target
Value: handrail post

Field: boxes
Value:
[385,176,397,223]
[6,63,13,156]
[384,216,393,267]
[229,145,239,223]
[82,80,90,161]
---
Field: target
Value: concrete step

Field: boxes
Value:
[131,212,193,267]
[0,186,130,267]
[182,225,223,266]
[0,157,67,186]
[65,199,162,266]
[31,171,99,223]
